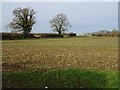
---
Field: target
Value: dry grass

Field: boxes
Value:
[2,37,118,73]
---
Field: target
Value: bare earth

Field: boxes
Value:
[2,37,118,73]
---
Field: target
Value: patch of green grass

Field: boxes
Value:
[2,69,118,88]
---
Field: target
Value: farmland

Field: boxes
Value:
[2,37,119,88]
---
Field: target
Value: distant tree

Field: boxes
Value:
[88,29,119,37]
[9,7,36,38]
[111,29,118,36]
[49,13,71,35]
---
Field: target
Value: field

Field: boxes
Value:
[2,37,119,88]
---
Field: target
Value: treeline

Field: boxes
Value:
[1,33,63,40]
[84,29,119,37]
[1,32,76,40]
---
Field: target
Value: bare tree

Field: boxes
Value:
[49,13,71,35]
[9,7,36,38]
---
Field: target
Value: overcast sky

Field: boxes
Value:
[2,2,118,34]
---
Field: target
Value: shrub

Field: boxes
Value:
[2,33,63,40]
[35,33,63,38]
[68,33,76,37]
[2,33,14,40]
[2,33,26,40]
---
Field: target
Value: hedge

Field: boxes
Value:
[1,33,63,40]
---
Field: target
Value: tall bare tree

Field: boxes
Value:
[49,13,71,35]
[9,7,36,38]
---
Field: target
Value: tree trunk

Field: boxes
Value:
[23,29,29,38]
[58,31,61,35]
[58,25,62,35]
[24,32,28,38]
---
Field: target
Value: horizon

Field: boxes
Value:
[2,2,118,35]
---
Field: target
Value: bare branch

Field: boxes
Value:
[49,13,71,34]
[9,7,36,38]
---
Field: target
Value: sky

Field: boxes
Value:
[2,2,118,35]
